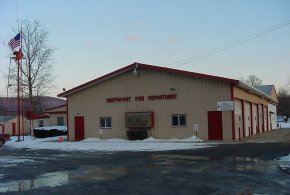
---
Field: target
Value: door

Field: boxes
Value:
[269,112,275,131]
[244,102,251,137]
[74,116,84,141]
[234,100,243,140]
[263,106,268,131]
[208,111,223,140]
[12,123,16,135]
[258,104,263,133]
[252,104,258,135]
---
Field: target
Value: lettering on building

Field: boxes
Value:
[106,94,177,103]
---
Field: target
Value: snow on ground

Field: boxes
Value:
[33,126,67,131]
[276,120,290,173]
[277,122,290,129]
[5,136,209,152]
[0,157,35,168]
[277,154,290,173]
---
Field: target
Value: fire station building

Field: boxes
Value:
[58,62,278,141]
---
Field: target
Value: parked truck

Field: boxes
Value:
[0,134,10,147]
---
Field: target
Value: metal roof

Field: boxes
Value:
[237,82,273,101]
[58,62,239,97]
[254,85,274,96]
[57,62,276,104]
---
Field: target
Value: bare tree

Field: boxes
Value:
[277,87,290,118]
[243,75,263,87]
[8,20,56,113]
[286,76,290,92]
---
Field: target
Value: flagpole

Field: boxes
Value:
[8,22,23,142]
[20,21,25,141]
[16,17,21,141]
[15,4,22,142]
[17,53,21,141]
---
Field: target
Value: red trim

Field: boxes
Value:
[58,62,239,97]
[257,105,260,134]
[66,97,69,141]
[31,114,49,120]
[250,102,253,135]
[58,64,134,97]
[45,104,67,112]
[230,84,235,141]
[47,111,67,114]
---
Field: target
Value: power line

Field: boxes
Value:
[167,19,290,68]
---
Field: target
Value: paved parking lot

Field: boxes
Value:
[242,128,290,143]
[0,129,290,194]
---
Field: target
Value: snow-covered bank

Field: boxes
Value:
[33,126,67,131]
[5,136,209,152]
[277,122,290,129]
[277,154,290,173]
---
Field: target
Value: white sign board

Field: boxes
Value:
[217,101,234,111]
[193,124,198,131]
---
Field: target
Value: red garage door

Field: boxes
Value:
[208,111,223,140]
[75,116,84,141]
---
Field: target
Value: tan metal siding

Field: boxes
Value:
[0,117,31,135]
[49,113,67,126]
[47,106,66,113]
[233,87,268,106]
[67,68,232,141]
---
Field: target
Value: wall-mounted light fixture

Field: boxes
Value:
[132,63,140,77]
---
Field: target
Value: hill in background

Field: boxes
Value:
[0,96,66,116]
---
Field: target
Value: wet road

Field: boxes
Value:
[0,143,290,194]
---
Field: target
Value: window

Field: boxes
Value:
[57,117,64,126]
[39,120,44,127]
[171,114,187,127]
[100,117,112,128]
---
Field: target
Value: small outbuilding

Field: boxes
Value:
[30,104,67,130]
[0,115,30,135]
[58,62,278,141]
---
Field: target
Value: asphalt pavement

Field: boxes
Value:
[0,129,290,195]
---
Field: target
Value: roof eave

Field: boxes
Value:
[58,62,239,98]
[58,64,135,97]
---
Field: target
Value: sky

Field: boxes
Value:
[0,0,290,97]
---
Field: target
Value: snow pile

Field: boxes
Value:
[277,154,290,173]
[33,126,67,131]
[143,136,202,142]
[5,136,209,152]
[277,122,290,129]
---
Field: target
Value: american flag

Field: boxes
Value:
[8,33,21,50]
